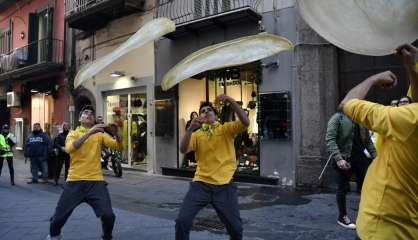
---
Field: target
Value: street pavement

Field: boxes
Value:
[0,158,359,240]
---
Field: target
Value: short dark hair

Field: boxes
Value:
[79,105,95,118]
[199,102,217,115]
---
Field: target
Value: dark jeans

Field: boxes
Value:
[54,154,70,183]
[30,157,48,182]
[49,181,115,240]
[335,157,370,218]
[175,181,242,240]
[0,156,14,183]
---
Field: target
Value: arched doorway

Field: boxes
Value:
[73,88,95,127]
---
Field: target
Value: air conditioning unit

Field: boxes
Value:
[7,92,20,107]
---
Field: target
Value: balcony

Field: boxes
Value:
[156,0,263,39]
[0,0,15,11]
[0,38,64,81]
[65,0,146,31]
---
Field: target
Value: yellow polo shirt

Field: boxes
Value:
[188,120,246,185]
[65,126,123,181]
[343,99,418,240]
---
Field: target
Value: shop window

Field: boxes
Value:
[178,63,260,175]
[258,92,291,140]
[106,93,147,170]
[155,99,175,137]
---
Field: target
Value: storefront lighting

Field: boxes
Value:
[110,71,125,78]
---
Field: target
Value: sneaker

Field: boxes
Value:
[46,234,63,240]
[27,180,39,184]
[337,215,356,229]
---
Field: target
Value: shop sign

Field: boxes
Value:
[207,68,240,81]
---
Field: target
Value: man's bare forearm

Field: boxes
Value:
[229,100,250,126]
[339,77,375,109]
[72,132,92,149]
[180,129,193,154]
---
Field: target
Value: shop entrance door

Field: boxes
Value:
[105,92,147,171]
[31,93,54,135]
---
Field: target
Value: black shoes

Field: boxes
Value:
[337,215,356,229]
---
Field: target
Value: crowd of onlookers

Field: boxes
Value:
[390,96,412,107]
[0,121,70,186]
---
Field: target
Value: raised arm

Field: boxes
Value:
[180,116,204,154]
[339,71,398,110]
[396,44,418,102]
[216,95,250,127]
[66,124,107,153]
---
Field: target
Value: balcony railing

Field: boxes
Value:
[157,0,263,25]
[0,38,63,74]
[64,0,107,17]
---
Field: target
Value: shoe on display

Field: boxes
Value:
[337,215,356,229]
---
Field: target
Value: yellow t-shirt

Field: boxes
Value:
[343,99,418,240]
[65,126,123,181]
[188,120,246,185]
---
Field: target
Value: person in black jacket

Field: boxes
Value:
[53,122,71,186]
[25,123,50,184]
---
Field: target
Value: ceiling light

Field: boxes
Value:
[110,71,125,78]
[30,89,38,93]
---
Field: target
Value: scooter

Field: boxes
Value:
[101,148,123,178]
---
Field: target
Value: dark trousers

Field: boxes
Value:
[50,181,115,240]
[335,157,370,218]
[54,155,70,183]
[0,156,14,183]
[175,181,243,240]
[30,157,48,181]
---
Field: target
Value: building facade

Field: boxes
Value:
[65,0,155,171]
[68,0,409,188]
[0,0,66,150]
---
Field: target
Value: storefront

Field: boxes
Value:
[104,91,148,171]
[178,63,261,176]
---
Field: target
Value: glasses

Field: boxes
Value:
[399,100,410,104]
[200,107,214,114]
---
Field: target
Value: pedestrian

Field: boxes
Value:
[390,99,399,106]
[182,111,198,168]
[177,94,249,240]
[52,122,71,186]
[340,43,418,240]
[0,124,16,185]
[325,112,376,229]
[398,96,412,106]
[46,105,122,240]
[25,123,50,184]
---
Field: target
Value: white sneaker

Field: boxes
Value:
[337,215,356,229]
[46,234,63,240]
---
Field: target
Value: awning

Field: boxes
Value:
[74,18,175,88]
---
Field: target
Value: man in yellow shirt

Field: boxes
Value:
[47,105,122,240]
[340,43,418,240]
[177,94,249,240]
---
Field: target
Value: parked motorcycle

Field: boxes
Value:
[101,148,123,177]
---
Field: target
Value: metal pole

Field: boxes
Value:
[318,152,338,180]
